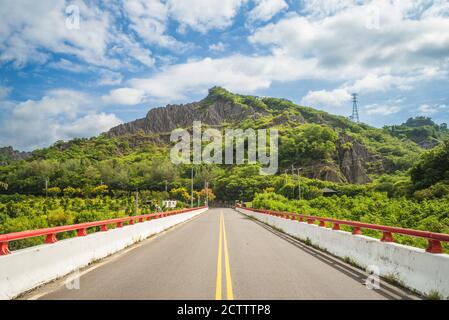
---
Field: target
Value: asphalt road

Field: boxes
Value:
[30,208,416,300]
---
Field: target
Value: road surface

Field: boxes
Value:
[26,208,416,300]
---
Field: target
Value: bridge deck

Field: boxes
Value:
[24,208,418,300]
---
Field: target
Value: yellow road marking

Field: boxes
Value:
[215,211,223,300]
[222,212,234,300]
[215,211,234,300]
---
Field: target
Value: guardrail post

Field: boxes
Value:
[332,223,340,230]
[352,227,362,235]
[77,228,87,237]
[426,240,443,254]
[100,225,108,232]
[319,220,326,227]
[299,217,304,222]
[138,218,144,223]
[381,232,394,242]
[0,242,10,255]
[45,234,57,244]
[116,222,124,228]
[129,219,135,225]
[307,219,314,224]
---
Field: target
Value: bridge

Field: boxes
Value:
[1,207,449,300]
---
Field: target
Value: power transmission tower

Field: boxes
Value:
[350,93,360,123]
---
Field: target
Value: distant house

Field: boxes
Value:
[321,188,337,197]
[163,200,177,209]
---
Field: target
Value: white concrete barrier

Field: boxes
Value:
[0,207,208,300]
[237,207,449,298]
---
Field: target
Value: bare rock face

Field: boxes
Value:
[108,100,268,137]
[313,166,347,184]
[0,146,32,165]
[336,134,375,184]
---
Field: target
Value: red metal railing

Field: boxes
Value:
[0,206,207,256]
[240,207,449,254]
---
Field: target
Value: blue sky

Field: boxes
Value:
[0,0,448,151]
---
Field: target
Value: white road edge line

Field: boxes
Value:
[23,210,209,300]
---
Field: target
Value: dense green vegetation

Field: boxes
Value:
[0,88,427,195]
[0,87,448,251]
[0,195,132,250]
[384,117,449,149]
[251,191,449,251]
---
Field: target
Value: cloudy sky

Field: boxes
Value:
[1,0,448,151]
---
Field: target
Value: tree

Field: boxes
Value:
[47,187,61,197]
[410,140,449,190]
[91,185,109,196]
[405,116,435,128]
[63,187,81,197]
[170,187,190,202]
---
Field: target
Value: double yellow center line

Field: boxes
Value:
[215,211,234,300]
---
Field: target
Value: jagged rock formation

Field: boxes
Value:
[0,146,31,165]
[336,135,375,184]
[108,100,269,137]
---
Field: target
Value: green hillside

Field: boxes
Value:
[1,87,449,252]
[0,87,429,197]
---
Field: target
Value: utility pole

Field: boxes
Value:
[45,178,49,198]
[165,180,168,193]
[205,180,209,207]
[291,165,295,197]
[206,181,209,207]
[295,168,302,200]
[287,166,302,200]
[135,188,139,215]
[191,167,194,208]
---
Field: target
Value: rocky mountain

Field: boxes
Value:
[0,146,31,165]
[108,94,268,137]
[106,87,422,184]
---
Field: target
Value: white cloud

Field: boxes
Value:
[0,90,122,150]
[122,52,317,102]
[300,0,361,18]
[167,0,246,32]
[250,1,449,84]
[347,74,411,93]
[97,70,123,86]
[103,88,145,105]
[209,42,226,52]
[0,86,12,100]
[123,0,187,51]
[0,0,155,69]
[248,0,288,23]
[60,113,123,138]
[418,103,448,115]
[47,59,87,73]
[301,89,352,108]
[365,104,401,115]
